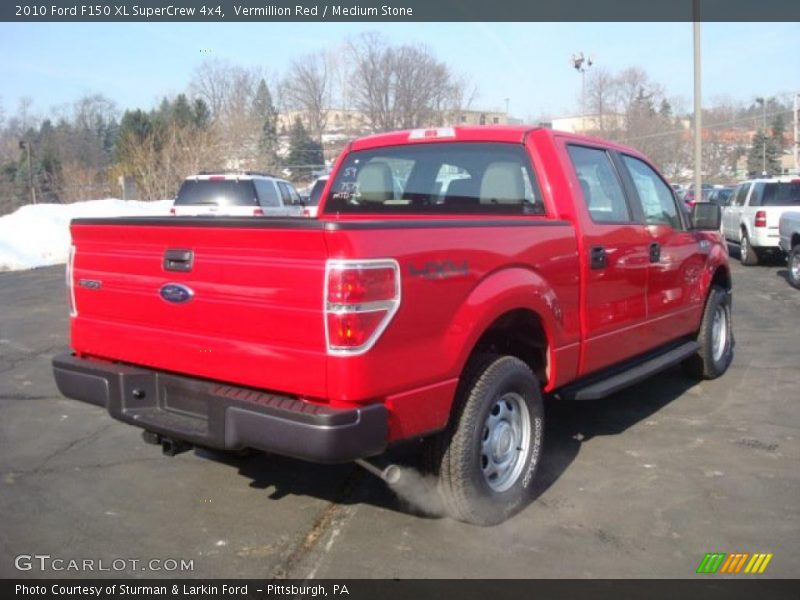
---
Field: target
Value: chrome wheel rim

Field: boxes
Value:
[711,304,728,363]
[741,236,749,261]
[481,392,531,493]
[791,253,800,282]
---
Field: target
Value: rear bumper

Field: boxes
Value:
[52,352,387,463]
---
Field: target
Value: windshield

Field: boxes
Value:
[761,182,800,207]
[323,142,544,215]
[174,180,258,206]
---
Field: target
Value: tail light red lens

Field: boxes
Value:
[754,210,767,227]
[325,260,400,355]
[253,207,265,216]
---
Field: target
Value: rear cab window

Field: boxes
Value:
[174,179,258,207]
[323,142,544,215]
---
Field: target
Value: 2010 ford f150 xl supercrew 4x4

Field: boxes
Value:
[53,126,733,525]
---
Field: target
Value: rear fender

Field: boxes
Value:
[445,267,566,390]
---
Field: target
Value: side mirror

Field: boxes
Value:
[691,202,721,230]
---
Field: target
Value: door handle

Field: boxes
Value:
[649,242,661,263]
[163,249,193,272]
[590,246,607,270]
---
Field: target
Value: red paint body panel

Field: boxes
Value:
[67,126,729,446]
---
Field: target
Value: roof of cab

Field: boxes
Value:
[348,125,646,158]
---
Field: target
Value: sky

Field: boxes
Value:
[1,22,798,122]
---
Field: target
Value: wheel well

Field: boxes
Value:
[469,309,549,386]
[792,233,800,249]
[711,266,731,291]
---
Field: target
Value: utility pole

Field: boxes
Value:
[756,97,767,174]
[692,5,702,204]
[571,52,593,130]
[19,140,36,205]
[794,92,798,174]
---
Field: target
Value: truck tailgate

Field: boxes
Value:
[69,218,328,398]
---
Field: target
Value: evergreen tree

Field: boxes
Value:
[171,94,194,128]
[286,117,323,178]
[192,98,211,129]
[252,79,279,168]
[747,130,781,176]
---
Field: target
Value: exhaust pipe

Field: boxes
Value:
[354,459,402,485]
[161,437,192,456]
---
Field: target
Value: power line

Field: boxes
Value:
[618,109,794,143]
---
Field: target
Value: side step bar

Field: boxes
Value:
[559,341,700,401]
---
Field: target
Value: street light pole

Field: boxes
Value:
[794,92,799,173]
[19,140,36,205]
[693,12,702,204]
[571,52,593,130]
[756,97,767,174]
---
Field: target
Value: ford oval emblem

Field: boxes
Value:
[159,283,194,304]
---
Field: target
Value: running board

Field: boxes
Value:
[559,341,700,401]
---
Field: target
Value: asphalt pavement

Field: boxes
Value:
[0,254,797,579]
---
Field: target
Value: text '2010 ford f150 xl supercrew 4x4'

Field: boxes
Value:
[53,126,733,525]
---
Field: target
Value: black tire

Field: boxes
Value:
[788,245,800,290]
[682,285,734,380]
[740,232,759,266]
[424,354,544,526]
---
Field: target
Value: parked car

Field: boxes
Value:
[778,210,800,288]
[722,177,800,265]
[54,126,732,526]
[706,186,735,208]
[683,183,714,209]
[302,175,329,217]
[170,172,304,217]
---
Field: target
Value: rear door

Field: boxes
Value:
[724,182,749,240]
[617,154,707,346]
[565,143,651,375]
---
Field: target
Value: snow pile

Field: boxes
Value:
[0,199,172,272]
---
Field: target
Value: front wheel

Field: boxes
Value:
[788,245,800,289]
[424,355,544,526]
[682,286,734,380]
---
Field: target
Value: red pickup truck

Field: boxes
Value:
[53,126,733,525]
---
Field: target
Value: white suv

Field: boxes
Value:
[721,177,800,265]
[170,172,304,217]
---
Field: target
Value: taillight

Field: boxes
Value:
[324,259,400,355]
[66,244,77,317]
[754,210,767,227]
[303,207,311,217]
[253,207,264,216]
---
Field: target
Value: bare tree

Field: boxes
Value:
[189,59,234,117]
[283,51,331,141]
[347,33,466,133]
[584,68,618,135]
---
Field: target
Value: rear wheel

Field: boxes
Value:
[740,232,759,266]
[424,355,544,526]
[682,285,733,380]
[788,245,800,289]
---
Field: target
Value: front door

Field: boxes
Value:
[564,143,651,376]
[617,154,707,346]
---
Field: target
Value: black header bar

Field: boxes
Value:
[3,0,800,22]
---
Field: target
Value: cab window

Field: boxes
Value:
[621,155,683,230]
